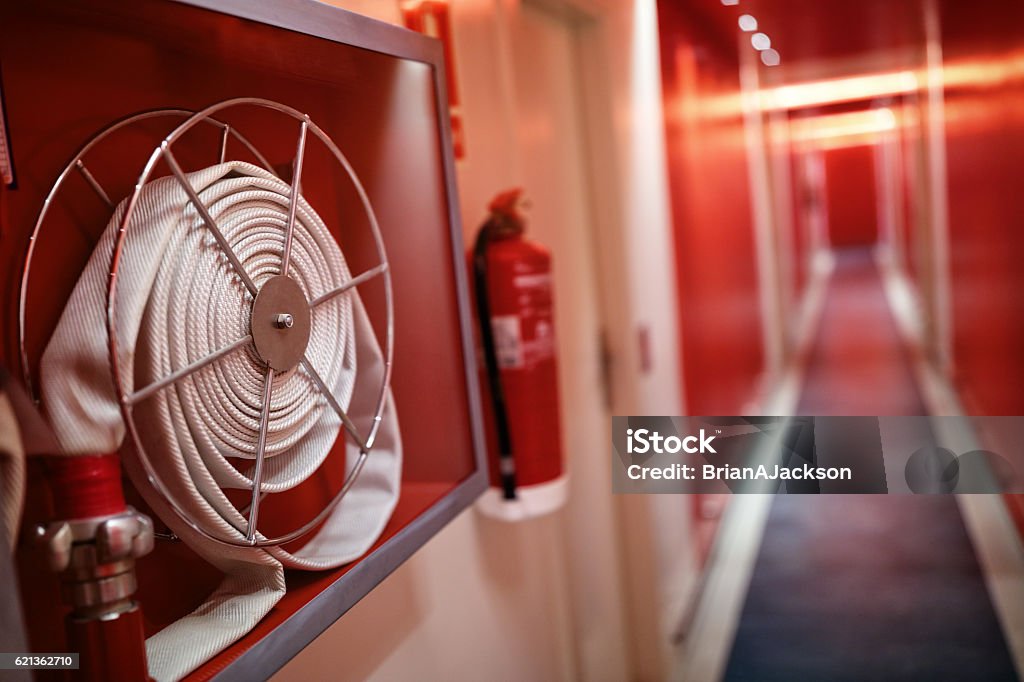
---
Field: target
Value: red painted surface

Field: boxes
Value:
[66,604,151,682]
[824,145,879,248]
[789,153,810,300]
[0,1,479,677]
[471,228,563,489]
[658,1,764,415]
[693,0,925,69]
[401,1,465,159]
[45,454,126,520]
[940,0,1024,416]
[938,0,1024,533]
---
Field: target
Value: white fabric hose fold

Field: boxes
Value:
[40,161,401,681]
[0,391,26,554]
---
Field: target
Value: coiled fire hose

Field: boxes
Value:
[38,161,402,681]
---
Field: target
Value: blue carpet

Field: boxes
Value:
[723,496,1018,681]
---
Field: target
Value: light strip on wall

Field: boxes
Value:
[767,71,918,110]
[790,108,897,144]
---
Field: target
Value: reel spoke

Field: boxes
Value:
[238,491,268,516]
[125,334,252,406]
[246,365,275,543]
[218,124,230,164]
[75,160,113,208]
[311,263,389,308]
[280,119,308,278]
[161,144,259,296]
[299,355,368,452]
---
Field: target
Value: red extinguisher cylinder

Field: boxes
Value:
[471,189,565,500]
[481,234,563,488]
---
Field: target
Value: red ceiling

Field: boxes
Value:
[679,0,927,76]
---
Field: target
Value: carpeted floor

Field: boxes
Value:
[723,248,1019,681]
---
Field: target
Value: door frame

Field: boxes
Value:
[512,1,695,679]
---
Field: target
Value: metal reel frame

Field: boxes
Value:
[28,98,395,550]
[19,108,275,401]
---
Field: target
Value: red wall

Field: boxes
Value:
[941,0,1024,415]
[658,2,765,414]
[789,153,811,299]
[824,145,879,248]
[939,0,1024,531]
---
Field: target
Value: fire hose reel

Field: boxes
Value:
[18,98,401,680]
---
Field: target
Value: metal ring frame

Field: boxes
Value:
[26,98,394,549]
[19,108,274,401]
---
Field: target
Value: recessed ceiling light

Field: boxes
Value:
[751,32,771,50]
[761,48,781,66]
[738,14,758,31]
[721,0,740,5]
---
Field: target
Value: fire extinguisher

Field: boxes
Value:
[471,189,567,519]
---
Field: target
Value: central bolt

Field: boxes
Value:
[251,276,310,372]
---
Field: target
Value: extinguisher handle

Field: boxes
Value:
[472,222,518,500]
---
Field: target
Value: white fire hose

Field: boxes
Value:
[0,390,25,553]
[39,161,402,681]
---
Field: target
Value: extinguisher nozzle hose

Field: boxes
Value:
[499,459,517,500]
[501,476,517,500]
[473,220,518,500]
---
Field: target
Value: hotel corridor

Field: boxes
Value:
[660,1,1024,676]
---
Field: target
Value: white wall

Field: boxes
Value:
[274,1,689,679]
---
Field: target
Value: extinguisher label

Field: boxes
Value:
[491,315,525,369]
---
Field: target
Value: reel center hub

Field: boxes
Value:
[250,274,311,371]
